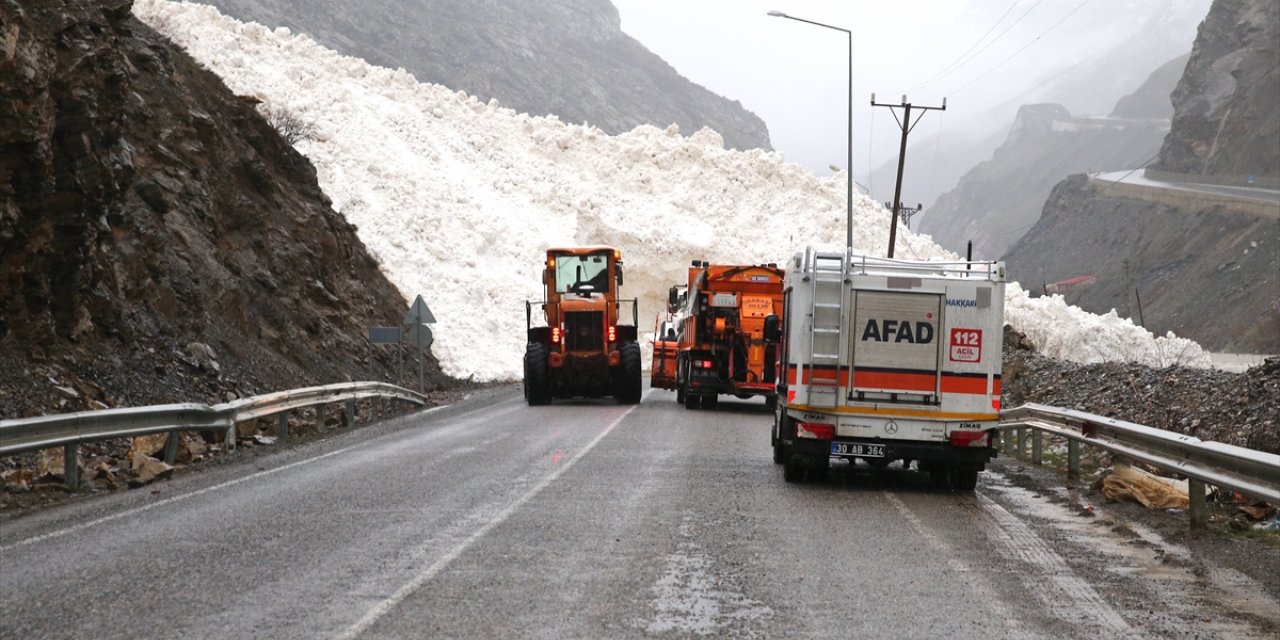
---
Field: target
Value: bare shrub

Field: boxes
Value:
[259,104,317,144]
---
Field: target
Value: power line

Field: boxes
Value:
[945,0,1092,97]
[904,0,1026,94]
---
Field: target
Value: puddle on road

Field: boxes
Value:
[982,472,1280,637]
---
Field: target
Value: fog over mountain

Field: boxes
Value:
[865,1,1209,215]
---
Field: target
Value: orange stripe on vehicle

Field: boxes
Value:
[852,370,934,391]
[786,366,1000,396]
[940,376,986,394]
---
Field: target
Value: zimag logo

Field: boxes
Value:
[860,319,935,344]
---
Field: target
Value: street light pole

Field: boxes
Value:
[767,10,853,253]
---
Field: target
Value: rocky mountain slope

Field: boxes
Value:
[0,0,448,419]
[1153,0,1279,183]
[917,85,1176,259]
[1002,0,1280,354]
[199,0,771,152]
[1002,175,1278,352]
[1111,54,1190,120]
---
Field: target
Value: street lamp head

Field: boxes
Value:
[766,10,788,17]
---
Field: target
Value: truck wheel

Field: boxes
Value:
[615,341,643,405]
[950,468,979,492]
[676,383,686,405]
[684,393,700,410]
[524,342,551,406]
[765,395,777,410]
[783,459,805,483]
[771,420,784,465]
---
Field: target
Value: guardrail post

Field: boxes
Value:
[344,399,356,428]
[1188,478,1207,530]
[1031,431,1043,465]
[316,404,326,433]
[1067,439,1080,481]
[63,443,79,490]
[225,425,237,452]
[1014,428,1024,459]
[163,431,180,465]
[276,412,289,441]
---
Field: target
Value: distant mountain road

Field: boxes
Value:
[1094,170,1280,214]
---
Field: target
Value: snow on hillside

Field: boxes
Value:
[134,0,1211,380]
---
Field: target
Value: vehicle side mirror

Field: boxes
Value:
[764,314,781,342]
[616,264,624,286]
[668,286,679,308]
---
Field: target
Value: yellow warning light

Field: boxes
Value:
[613,249,621,260]
[548,257,556,268]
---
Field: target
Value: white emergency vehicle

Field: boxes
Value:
[765,248,1006,490]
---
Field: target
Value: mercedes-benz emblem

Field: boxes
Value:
[884,421,899,434]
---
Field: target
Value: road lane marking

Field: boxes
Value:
[336,391,651,639]
[0,401,506,553]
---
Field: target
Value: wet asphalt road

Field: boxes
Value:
[2,385,1277,639]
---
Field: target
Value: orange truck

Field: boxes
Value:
[653,261,785,410]
[524,246,642,405]
[649,304,681,390]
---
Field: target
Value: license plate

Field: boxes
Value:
[830,442,885,458]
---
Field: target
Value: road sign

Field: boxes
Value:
[404,295,436,325]
[408,324,433,349]
[368,327,401,344]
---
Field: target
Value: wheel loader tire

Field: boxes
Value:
[524,342,551,406]
[616,341,643,405]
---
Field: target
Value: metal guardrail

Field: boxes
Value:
[999,403,1280,528]
[0,382,427,488]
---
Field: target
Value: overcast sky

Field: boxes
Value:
[611,0,1211,183]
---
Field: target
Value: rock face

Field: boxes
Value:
[200,0,772,153]
[0,0,445,418]
[1153,0,1279,182]
[1002,175,1278,353]
[916,102,1171,259]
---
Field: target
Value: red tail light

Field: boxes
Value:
[551,326,562,344]
[950,430,990,448]
[695,359,714,369]
[608,325,617,343]
[796,421,835,440]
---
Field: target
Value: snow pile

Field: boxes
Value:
[134,1,1210,379]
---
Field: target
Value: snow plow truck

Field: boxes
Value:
[767,248,1006,490]
[652,261,785,410]
[524,246,642,405]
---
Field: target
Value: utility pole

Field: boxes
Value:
[871,94,945,258]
